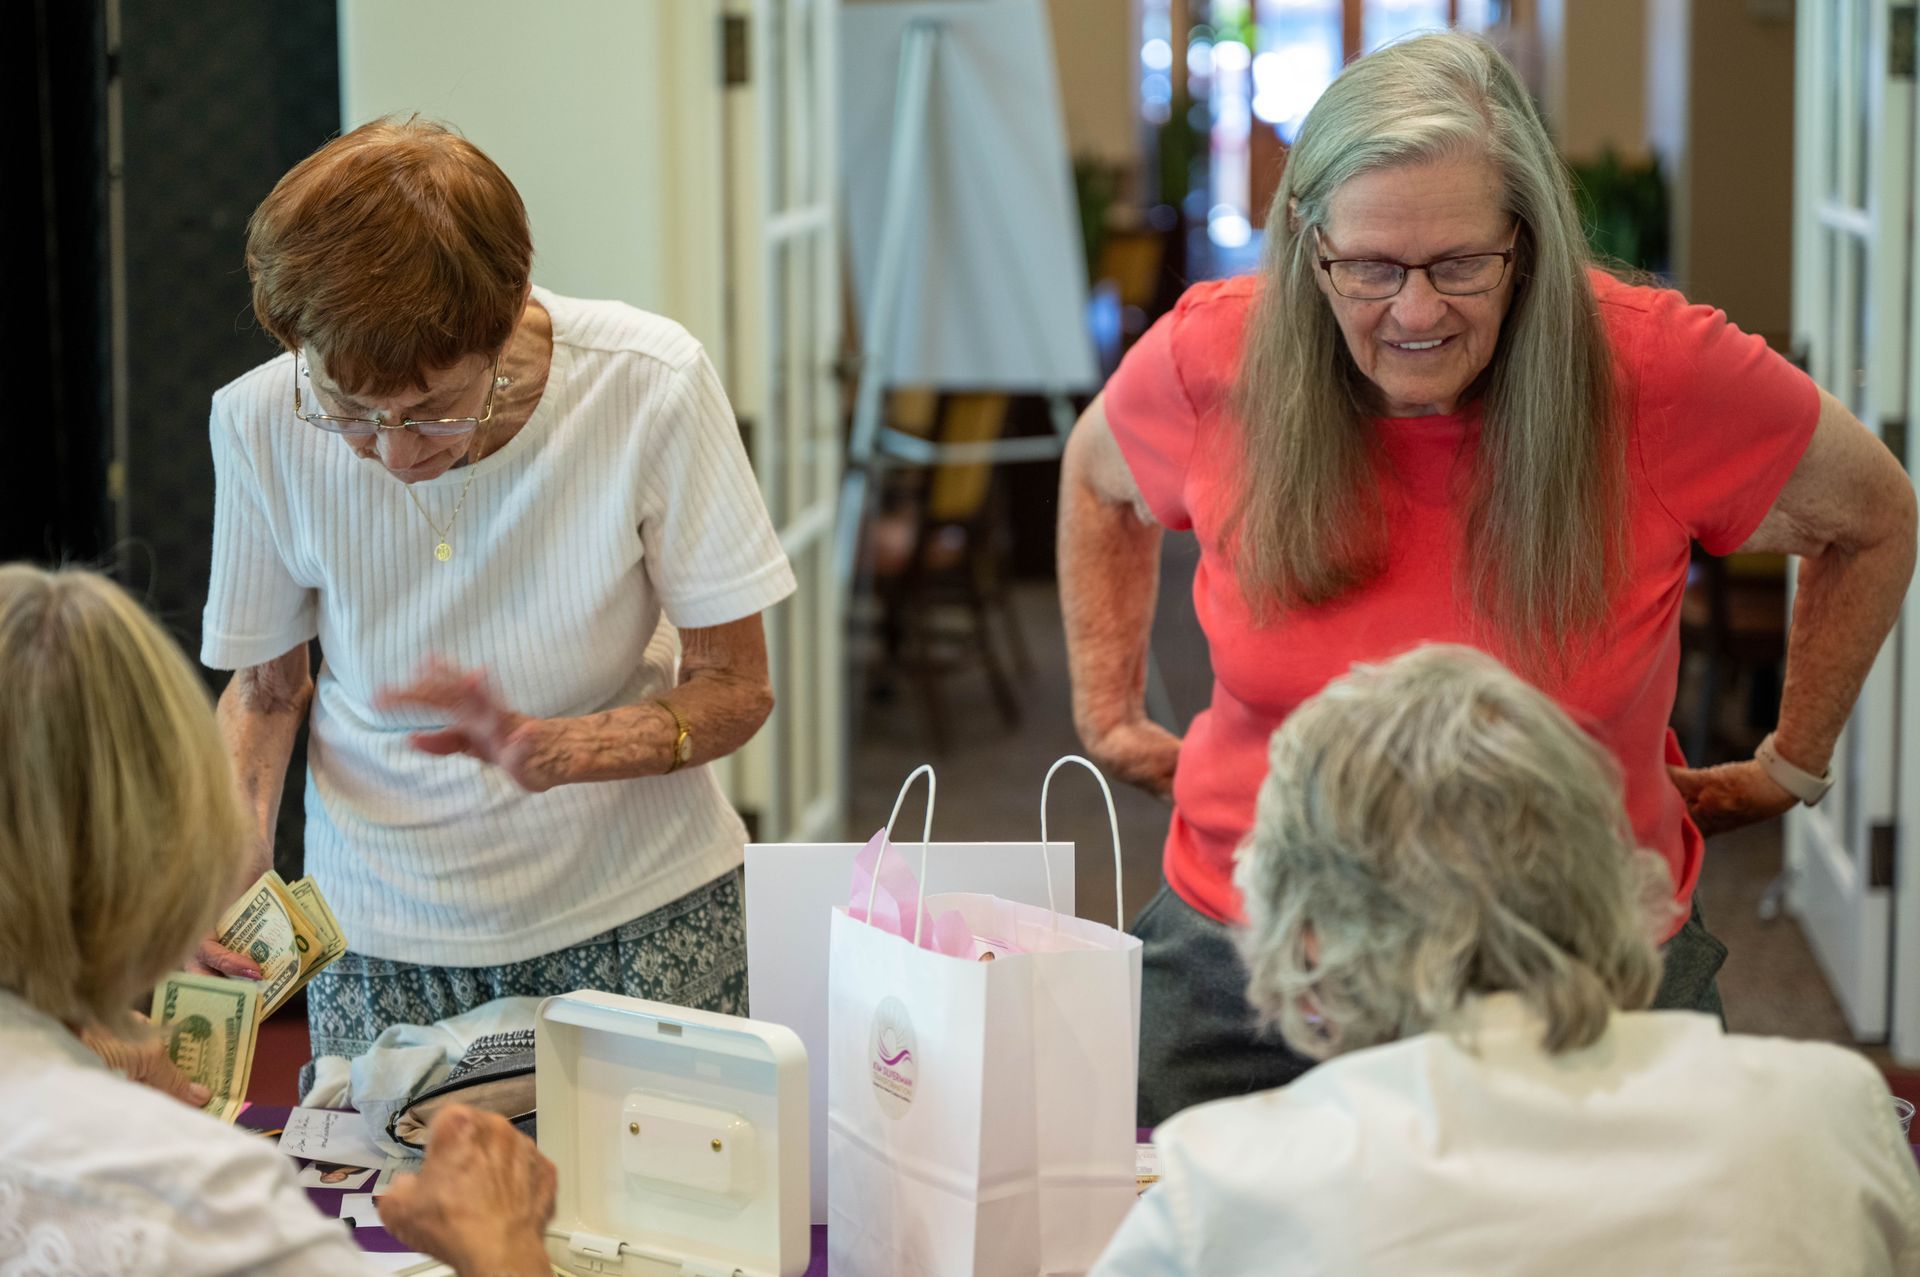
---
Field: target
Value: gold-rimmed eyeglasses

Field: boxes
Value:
[293,356,503,438]
[1315,228,1519,301]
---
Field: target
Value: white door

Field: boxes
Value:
[723,0,846,841]
[1787,0,1909,1042]
[1892,8,1920,1066]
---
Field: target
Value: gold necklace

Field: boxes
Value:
[404,411,497,564]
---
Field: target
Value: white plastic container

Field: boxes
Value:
[404,991,810,1276]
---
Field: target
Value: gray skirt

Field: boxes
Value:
[305,867,747,1060]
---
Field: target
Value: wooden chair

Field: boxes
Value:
[864,390,1027,753]
[1089,226,1170,376]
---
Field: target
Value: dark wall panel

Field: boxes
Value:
[119,0,340,875]
[119,0,337,645]
[5,0,113,565]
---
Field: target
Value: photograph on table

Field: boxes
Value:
[296,1160,378,1190]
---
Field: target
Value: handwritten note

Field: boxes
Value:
[277,1106,391,1170]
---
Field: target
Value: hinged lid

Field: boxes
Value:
[567,1228,624,1261]
[536,990,809,1277]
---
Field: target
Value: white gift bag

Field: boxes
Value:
[827,759,1143,1277]
[746,807,1075,1223]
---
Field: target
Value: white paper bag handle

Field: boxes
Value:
[1040,754,1126,930]
[869,763,937,947]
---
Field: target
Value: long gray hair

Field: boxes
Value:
[1227,33,1624,672]
[1234,645,1672,1059]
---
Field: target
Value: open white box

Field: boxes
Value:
[405,991,809,1277]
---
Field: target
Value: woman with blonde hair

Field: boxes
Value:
[0,565,559,1276]
[1059,30,1916,1124]
[1091,645,1920,1275]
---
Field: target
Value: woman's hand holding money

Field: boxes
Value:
[188,830,278,979]
[80,1016,213,1108]
[379,1105,558,1277]
[187,935,263,979]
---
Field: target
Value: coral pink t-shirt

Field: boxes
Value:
[1103,271,1819,938]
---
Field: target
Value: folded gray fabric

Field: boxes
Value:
[297,994,542,1159]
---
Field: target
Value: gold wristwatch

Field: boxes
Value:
[657,699,693,773]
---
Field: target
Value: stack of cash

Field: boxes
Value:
[150,972,260,1123]
[150,871,347,1123]
[214,869,347,1017]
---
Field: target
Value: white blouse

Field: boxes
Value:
[201,287,796,967]
[0,990,384,1276]
[1094,995,1920,1276]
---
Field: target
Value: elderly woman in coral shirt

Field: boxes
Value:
[1059,32,1916,1125]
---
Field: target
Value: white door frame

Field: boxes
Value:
[1890,2,1920,1065]
[1787,0,1909,1042]
[723,0,846,842]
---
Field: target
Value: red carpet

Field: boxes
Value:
[251,993,311,1107]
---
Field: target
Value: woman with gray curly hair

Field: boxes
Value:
[1091,645,1920,1276]
[1060,29,1915,1125]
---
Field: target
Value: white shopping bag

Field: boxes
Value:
[747,801,1075,1223]
[826,758,1142,1277]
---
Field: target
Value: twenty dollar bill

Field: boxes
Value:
[150,972,259,1124]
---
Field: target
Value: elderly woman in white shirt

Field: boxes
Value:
[197,116,795,1059]
[1092,645,1920,1277]
[0,565,556,1277]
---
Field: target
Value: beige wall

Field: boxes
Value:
[1046,0,1140,173]
[1644,0,1689,167]
[1674,0,1795,341]
[1539,0,1794,340]
[1538,0,1651,161]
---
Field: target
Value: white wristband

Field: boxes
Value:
[1755,733,1834,807]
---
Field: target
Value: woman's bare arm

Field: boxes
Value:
[508,613,774,785]
[374,614,776,791]
[1059,394,1181,798]
[194,643,312,976]
[1739,388,1917,769]
[1671,388,1917,832]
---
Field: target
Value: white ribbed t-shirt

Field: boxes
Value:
[201,287,796,966]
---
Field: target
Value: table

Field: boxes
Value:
[241,1104,1920,1273]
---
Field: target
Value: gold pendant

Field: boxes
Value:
[434,541,453,562]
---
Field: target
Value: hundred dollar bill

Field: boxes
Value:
[215,870,323,1018]
[150,972,259,1124]
[286,875,346,981]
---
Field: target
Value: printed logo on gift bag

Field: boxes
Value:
[870,996,919,1119]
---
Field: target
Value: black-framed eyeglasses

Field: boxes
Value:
[1315,228,1519,300]
[293,355,502,438]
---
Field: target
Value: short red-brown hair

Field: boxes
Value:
[246,116,533,395]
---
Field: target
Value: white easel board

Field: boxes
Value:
[841,0,1099,389]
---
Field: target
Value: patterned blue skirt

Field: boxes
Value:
[305,868,747,1059]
